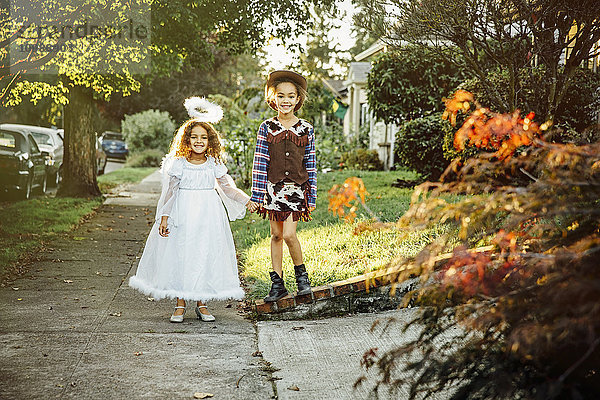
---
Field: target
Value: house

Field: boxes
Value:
[340,40,399,170]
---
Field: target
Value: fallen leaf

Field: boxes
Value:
[63,280,73,283]
[193,393,214,399]
[288,384,300,391]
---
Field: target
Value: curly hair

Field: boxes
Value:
[167,119,224,163]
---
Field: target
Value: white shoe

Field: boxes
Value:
[170,306,186,323]
[195,306,215,322]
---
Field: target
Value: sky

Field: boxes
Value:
[262,0,357,75]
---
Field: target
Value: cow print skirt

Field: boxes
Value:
[258,180,312,222]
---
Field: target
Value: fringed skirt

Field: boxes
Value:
[258,180,311,222]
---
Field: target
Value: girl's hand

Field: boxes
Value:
[158,220,169,237]
[246,201,259,213]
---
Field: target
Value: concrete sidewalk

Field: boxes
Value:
[1,170,441,399]
[1,171,271,399]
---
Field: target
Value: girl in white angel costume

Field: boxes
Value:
[129,98,259,323]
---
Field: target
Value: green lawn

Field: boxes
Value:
[232,169,451,299]
[0,197,103,280]
[1,167,156,282]
[97,167,156,192]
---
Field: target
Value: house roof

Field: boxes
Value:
[345,62,371,85]
[322,79,345,96]
[355,40,387,62]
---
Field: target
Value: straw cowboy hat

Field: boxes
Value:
[265,70,308,111]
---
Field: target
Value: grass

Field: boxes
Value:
[97,167,156,192]
[0,197,103,280]
[232,169,454,299]
[0,166,156,282]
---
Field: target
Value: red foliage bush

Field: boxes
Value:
[357,91,600,399]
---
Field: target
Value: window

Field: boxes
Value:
[28,135,40,153]
[360,103,370,127]
[0,131,18,151]
[31,132,54,146]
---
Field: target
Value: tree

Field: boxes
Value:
[1,0,336,197]
[100,51,264,126]
[366,46,468,124]
[356,0,600,122]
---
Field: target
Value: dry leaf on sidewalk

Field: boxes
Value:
[193,393,214,399]
[288,384,300,391]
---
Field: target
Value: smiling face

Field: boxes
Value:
[189,125,209,156]
[274,82,300,115]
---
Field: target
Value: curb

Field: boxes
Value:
[252,268,420,320]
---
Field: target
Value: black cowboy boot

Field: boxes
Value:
[264,271,288,302]
[294,264,312,296]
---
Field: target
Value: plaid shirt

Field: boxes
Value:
[251,119,317,208]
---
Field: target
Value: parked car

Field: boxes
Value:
[51,130,106,176]
[0,125,48,199]
[100,131,128,160]
[96,136,107,175]
[5,124,65,187]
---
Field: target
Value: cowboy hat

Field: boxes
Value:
[265,70,307,111]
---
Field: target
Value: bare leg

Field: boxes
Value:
[196,300,211,315]
[270,220,284,277]
[173,297,186,316]
[282,215,303,265]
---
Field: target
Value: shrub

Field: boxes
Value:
[359,91,600,399]
[340,148,383,171]
[315,122,347,170]
[121,109,176,153]
[394,113,453,180]
[367,46,467,125]
[124,149,164,168]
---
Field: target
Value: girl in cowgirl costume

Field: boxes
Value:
[250,70,317,302]
[130,98,252,322]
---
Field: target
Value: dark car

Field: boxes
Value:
[6,124,65,187]
[0,125,48,199]
[100,131,128,160]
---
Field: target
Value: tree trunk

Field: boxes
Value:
[56,82,101,197]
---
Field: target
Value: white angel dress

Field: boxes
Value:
[129,156,248,302]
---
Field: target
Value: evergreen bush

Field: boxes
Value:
[340,148,383,171]
[394,113,454,180]
[121,109,176,153]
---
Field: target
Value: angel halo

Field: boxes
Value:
[184,97,224,124]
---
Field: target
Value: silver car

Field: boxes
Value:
[2,124,64,187]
